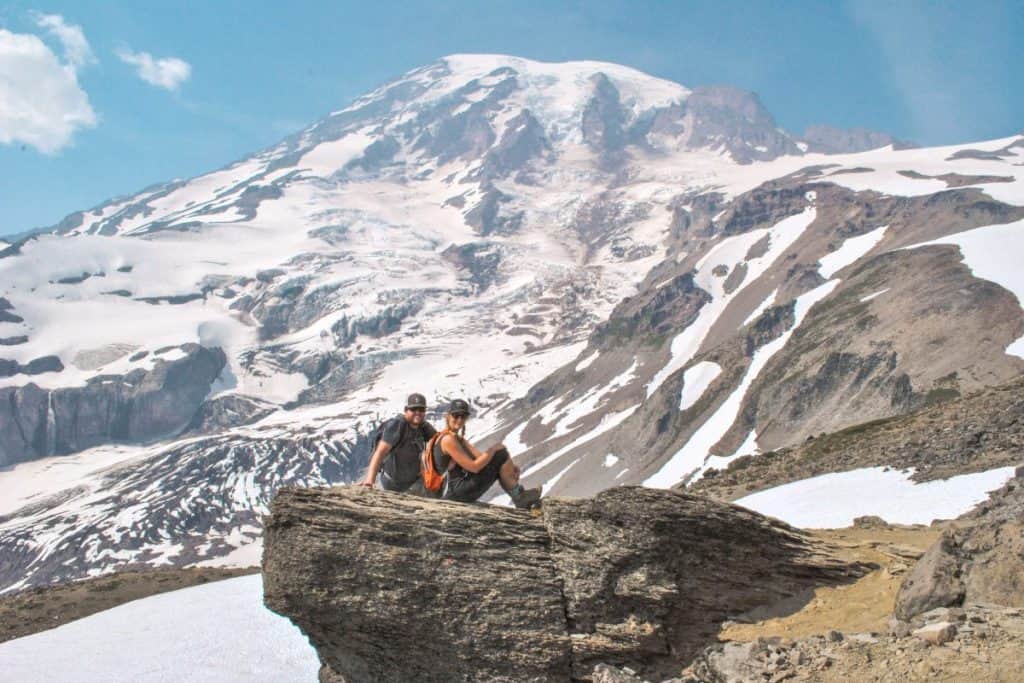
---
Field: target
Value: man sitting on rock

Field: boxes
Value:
[359,393,437,492]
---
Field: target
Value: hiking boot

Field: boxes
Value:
[511,486,542,509]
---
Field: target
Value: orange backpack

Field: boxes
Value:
[421,430,450,493]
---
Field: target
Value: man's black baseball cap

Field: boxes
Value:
[448,399,471,416]
[405,393,427,410]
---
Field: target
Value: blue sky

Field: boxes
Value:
[1,0,1021,237]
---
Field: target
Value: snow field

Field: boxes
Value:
[0,575,319,682]
[679,361,722,412]
[818,225,888,278]
[735,465,1019,528]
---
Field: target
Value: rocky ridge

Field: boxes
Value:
[0,344,226,467]
[689,376,1024,501]
[895,466,1024,620]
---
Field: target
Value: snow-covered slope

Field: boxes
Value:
[735,465,1019,528]
[0,575,319,682]
[486,134,1024,500]
[1,54,1023,591]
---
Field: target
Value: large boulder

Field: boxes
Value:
[895,466,1024,619]
[263,486,871,682]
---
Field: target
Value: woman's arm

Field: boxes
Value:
[442,434,495,474]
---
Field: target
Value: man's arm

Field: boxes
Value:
[359,439,393,487]
[359,419,403,487]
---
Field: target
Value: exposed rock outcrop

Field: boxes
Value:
[691,377,1024,501]
[685,603,1024,682]
[801,125,914,154]
[263,486,871,682]
[0,344,226,466]
[894,467,1024,620]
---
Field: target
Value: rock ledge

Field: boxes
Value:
[263,486,871,682]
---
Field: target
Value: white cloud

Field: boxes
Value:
[117,48,191,91]
[31,12,96,68]
[0,27,97,154]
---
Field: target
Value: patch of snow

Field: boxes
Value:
[731,430,760,458]
[542,457,580,494]
[193,540,262,569]
[523,404,638,478]
[0,443,152,516]
[548,360,637,438]
[574,350,599,372]
[742,288,778,327]
[0,574,319,682]
[860,288,890,303]
[603,454,619,468]
[501,421,530,456]
[614,468,630,480]
[679,361,722,411]
[735,465,1018,528]
[295,130,375,177]
[818,225,888,278]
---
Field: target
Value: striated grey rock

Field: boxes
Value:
[895,467,1024,619]
[185,394,276,435]
[582,73,628,167]
[263,486,871,682]
[475,110,552,182]
[0,335,28,346]
[443,242,505,293]
[801,125,914,154]
[464,183,523,236]
[0,344,226,467]
[650,86,801,164]
[0,355,63,378]
[593,273,711,351]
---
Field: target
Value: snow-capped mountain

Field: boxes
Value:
[1,54,1023,592]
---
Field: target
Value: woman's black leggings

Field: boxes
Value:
[442,448,511,502]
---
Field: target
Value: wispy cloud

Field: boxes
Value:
[0,14,96,154]
[117,48,191,91]
[846,0,1012,145]
[31,11,96,68]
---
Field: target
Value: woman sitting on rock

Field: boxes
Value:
[432,399,541,509]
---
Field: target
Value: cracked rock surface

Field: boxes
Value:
[262,486,871,682]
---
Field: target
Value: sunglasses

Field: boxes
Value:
[406,407,426,413]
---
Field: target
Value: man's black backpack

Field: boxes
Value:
[371,416,408,453]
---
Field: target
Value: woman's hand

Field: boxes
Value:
[486,442,506,456]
